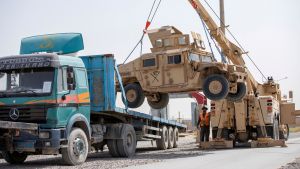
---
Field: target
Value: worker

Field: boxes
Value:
[197,105,210,142]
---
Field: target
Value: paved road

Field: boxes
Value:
[126,135,300,169]
[0,133,299,169]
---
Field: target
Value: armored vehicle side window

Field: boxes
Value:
[143,58,156,67]
[77,69,88,88]
[168,55,181,64]
[189,53,200,62]
[201,56,212,63]
[155,39,163,47]
[178,36,187,45]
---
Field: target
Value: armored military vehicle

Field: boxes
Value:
[118,26,247,109]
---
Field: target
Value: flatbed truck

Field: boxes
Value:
[0,33,186,165]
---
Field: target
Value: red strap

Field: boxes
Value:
[144,21,151,31]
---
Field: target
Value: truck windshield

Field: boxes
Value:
[0,68,54,97]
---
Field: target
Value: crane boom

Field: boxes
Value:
[188,0,259,93]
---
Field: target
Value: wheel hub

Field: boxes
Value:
[126,89,137,102]
[127,134,133,147]
[209,80,222,94]
[73,137,85,156]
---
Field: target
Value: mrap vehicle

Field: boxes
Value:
[0,33,186,165]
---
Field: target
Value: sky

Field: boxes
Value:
[0,0,300,120]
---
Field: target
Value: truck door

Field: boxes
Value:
[163,52,186,86]
[140,55,163,88]
[75,68,90,118]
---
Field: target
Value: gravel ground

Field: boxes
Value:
[279,158,300,169]
[0,135,204,169]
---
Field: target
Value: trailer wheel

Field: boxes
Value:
[227,82,247,102]
[156,126,168,150]
[2,151,27,164]
[203,74,229,101]
[168,127,174,149]
[279,124,289,141]
[117,124,137,157]
[124,83,145,108]
[147,93,169,109]
[107,139,120,157]
[62,127,88,165]
[173,127,179,148]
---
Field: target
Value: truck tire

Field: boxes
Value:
[227,82,247,102]
[147,93,169,109]
[62,128,89,165]
[117,124,137,157]
[2,151,27,164]
[156,126,168,150]
[167,127,174,149]
[173,127,179,148]
[107,139,120,157]
[279,124,289,141]
[203,74,229,101]
[124,83,145,108]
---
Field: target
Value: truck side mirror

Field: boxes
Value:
[67,67,76,90]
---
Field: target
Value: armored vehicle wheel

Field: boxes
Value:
[124,83,145,108]
[117,124,137,157]
[107,139,120,157]
[168,127,174,149]
[279,124,289,141]
[203,74,229,100]
[227,82,247,102]
[147,93,169,109]
[2,151,27,164]
[156,126,168,150]
[173,127,179,148]
[62,128,88,165]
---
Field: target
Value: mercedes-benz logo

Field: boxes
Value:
[9,108,19,120]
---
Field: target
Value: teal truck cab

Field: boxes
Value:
[0,33,186,165]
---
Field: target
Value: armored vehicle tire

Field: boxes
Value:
[2,151,27,164]
[279,124,289,141]
[167,127,174,149]
[173,127,179,148]
[156,126,168,150]
[227,82,247,102]
[117,124,137,157]
[62,128,88,166]
[124,83,145,108]
[203,74,229,101]
[147,93,169,109]
[107,139,120,157]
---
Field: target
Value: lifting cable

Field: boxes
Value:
[202,0,267,81]
[122,0,162,65]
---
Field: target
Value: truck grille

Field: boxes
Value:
[0,105,47,123]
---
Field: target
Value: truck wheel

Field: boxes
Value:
[117,124,137,157]
[227,82,247,102]
[168,127,174,149]
[173,127,179,148]
[279,124,289,141]
[203,74,229,101]
[156,126,168,150]
[124,83,145,108]
[2,151,27,164]
[107,139,120,157]
[147,93,169,109]
[62,128,88,165]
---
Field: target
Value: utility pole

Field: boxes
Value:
[220,0,225,34]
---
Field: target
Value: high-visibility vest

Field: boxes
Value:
[199,112,210,126]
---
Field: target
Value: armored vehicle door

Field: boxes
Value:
[163,52,187,86]
[140,55,163,87]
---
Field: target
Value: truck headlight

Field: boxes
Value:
[39,131,50,139]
